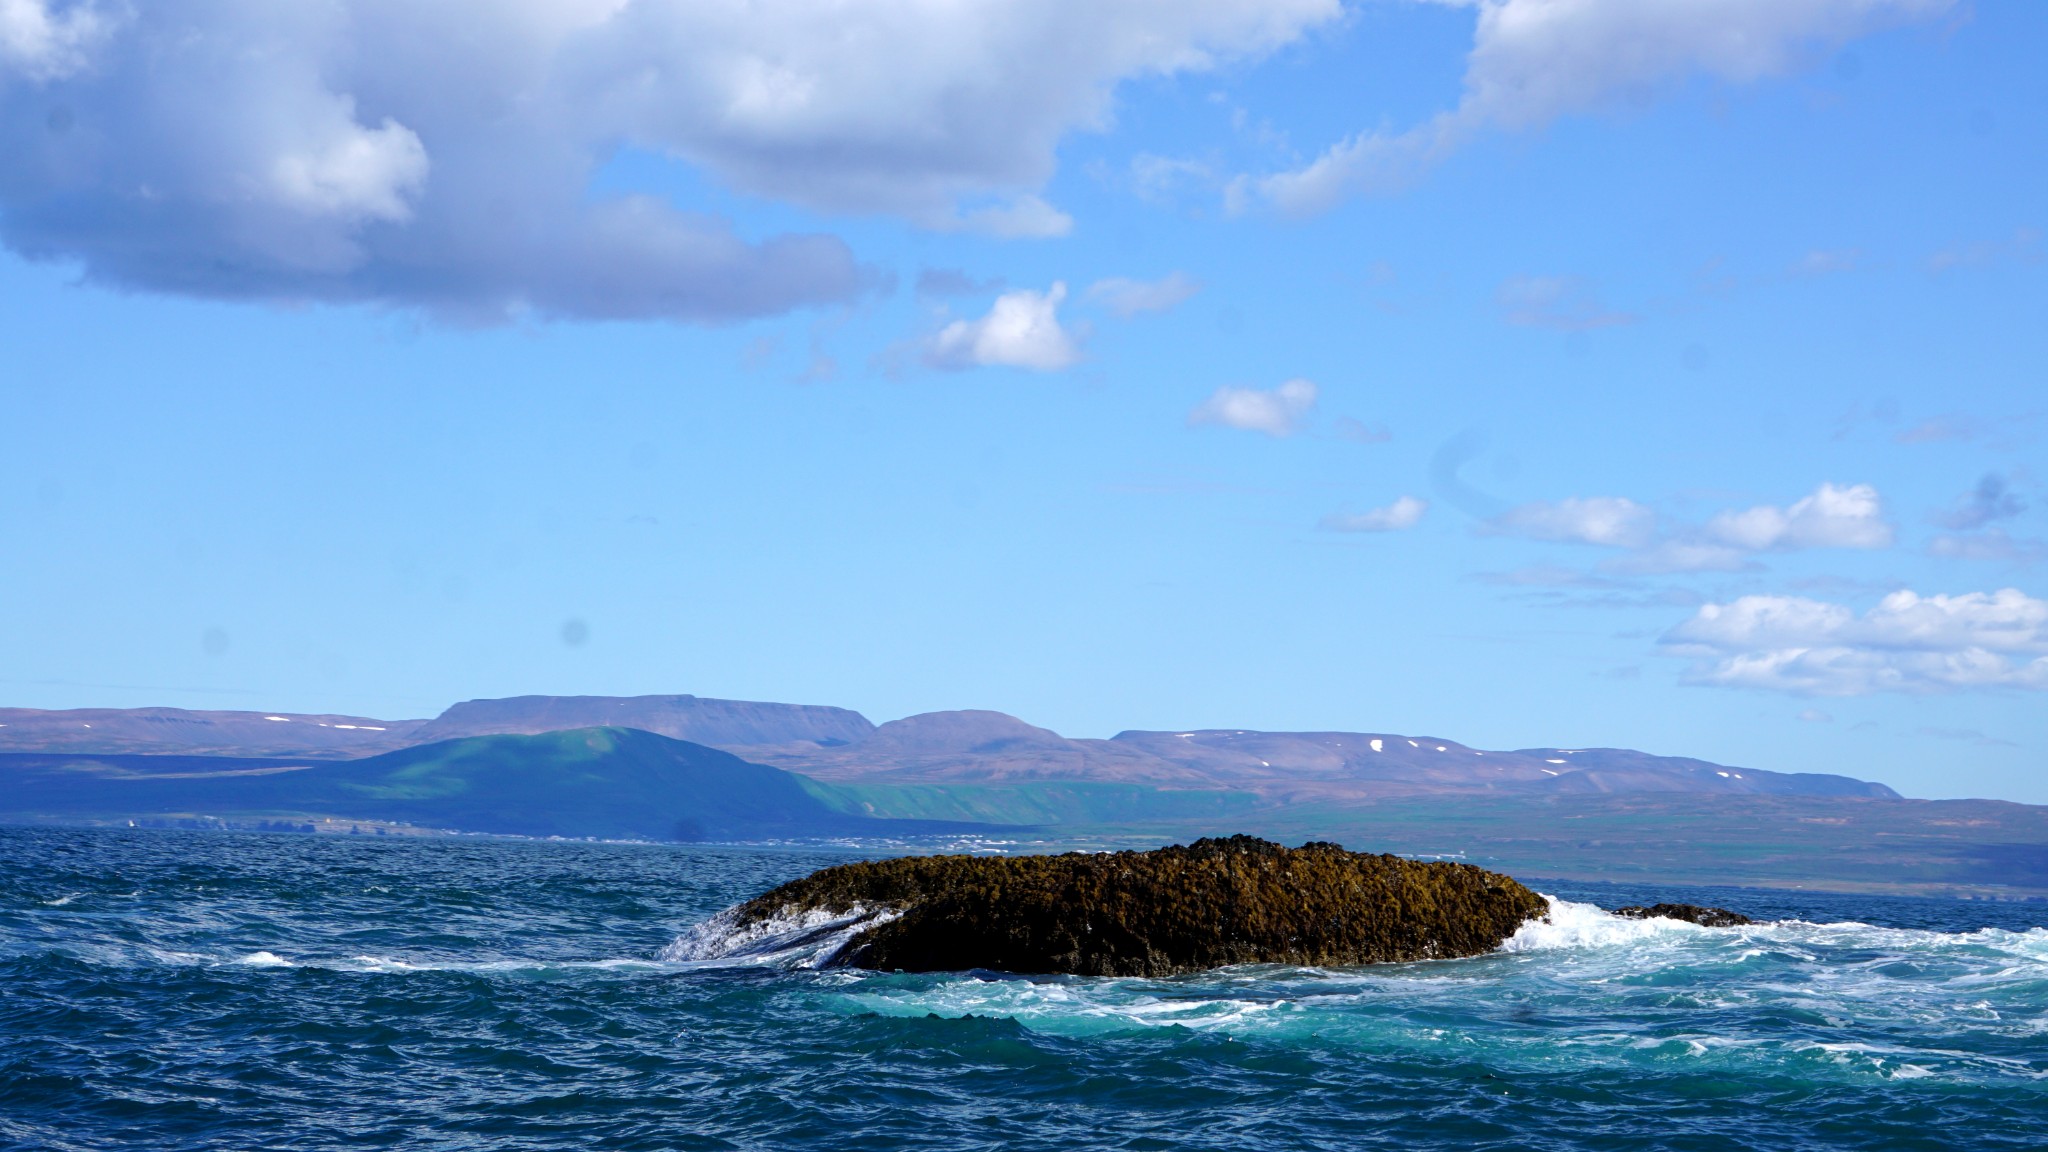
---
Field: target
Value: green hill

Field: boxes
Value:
[0,728,1000,841]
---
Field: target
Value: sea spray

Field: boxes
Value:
[657,902,902,968]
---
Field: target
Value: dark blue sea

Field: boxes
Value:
[4,827,2046,1151]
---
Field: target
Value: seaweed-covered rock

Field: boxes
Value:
[1611,902,1753,927]
[718,835,1548,976]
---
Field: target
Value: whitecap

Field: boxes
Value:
[1500,897,1706,952]
[658,902,901,969]
[237,951,292,968]
[41,893,82,907]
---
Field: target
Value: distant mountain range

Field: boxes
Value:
[0,694,1895,800]
[9,694,2046,898]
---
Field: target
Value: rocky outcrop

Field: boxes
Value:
[721,836,1549,976]
[1612,902,1754,927]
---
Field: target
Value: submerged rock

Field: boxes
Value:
[1611,902,1754,927]
[721,835,1549,976]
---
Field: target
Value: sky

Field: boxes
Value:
[1,0,2044,801]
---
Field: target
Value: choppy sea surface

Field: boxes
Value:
[4,827,2046,1151]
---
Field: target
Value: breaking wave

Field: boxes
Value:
[657,902,901,968]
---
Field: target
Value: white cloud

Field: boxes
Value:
[1706,482,1893,550]
[1323,496,1428,533]
[1475,482,1897,571]
[268,107,428,224]
[1086,272,1202,318]
[1662,588,2048,695]
[0,0,1340,319]
[924,283,1082,371]
[0,0,108,81]
[1249,0,1953,215]
[1487,497,1655,548]
[1188,378,1318,437]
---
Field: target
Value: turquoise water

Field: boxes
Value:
[3,827,2045,1150]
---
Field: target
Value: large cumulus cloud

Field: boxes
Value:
[0,0,1337,321]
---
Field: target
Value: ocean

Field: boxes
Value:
[3,826,2044,1151]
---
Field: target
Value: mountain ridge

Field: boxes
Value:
[2,694,1898,800]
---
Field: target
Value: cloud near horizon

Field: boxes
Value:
[0,0,1338,321]
[1662,588,2048,696]
[1245,0,1955,215]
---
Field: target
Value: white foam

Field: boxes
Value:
[1500,897,1706,953]
[838,979,1287,1037]
[659,902,901,969]
[237,951,292,967]
[42,893,82,907]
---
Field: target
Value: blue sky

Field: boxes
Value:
[2,0,2044,800]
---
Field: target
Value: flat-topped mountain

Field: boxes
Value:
[409,694,875,748]
[0,707,427,758]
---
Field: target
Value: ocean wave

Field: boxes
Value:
[657,902,900,969]
[1502,897,1711,952]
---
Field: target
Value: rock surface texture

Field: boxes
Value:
[730,836,1549,976]
[1612,903,1754,927]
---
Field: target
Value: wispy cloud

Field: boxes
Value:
[1086,273,1202,318]
[1895,414,1982,445]
[947,195,1075,240]
[1322,496,1428,533]
[1477,483,1897,574]
[1242,0,1954,215]
[1790,248,1864,277]
[1332,417,1392,445]
[1486,497,1656,548]
[1495,276,1636,331]
[1937,473,2026,531]
[1929,529,2047,565]
[1913,726,2020,748]
[1927,226,2043,274]
[916,268,1004,300]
